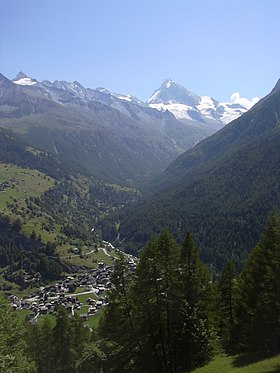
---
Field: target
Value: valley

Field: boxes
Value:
[0,72,279,373]
[10,242,137,330]
[0,72,279,291]
[1,0,280,371]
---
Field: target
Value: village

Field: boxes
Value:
[8,246,137,324]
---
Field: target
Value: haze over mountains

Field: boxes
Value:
[1,72,280,359]
[2,70,278,271]
[0,71,258,185]
[12,72,258,125]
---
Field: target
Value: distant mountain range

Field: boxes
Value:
[112,78,280,269]
[12,72,257,125]
[0,71,258,185]
[0,72,202,185]
[148,78,259,124]
[0,70,277,272]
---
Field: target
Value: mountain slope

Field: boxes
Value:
[0,73,214,185]
[0,127,78,179]
[113,80,280,269]
[0,127,140,284]
[151,79,280,191]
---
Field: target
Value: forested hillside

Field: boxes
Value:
[0,127,141,290]
[1,212,280,372]
[0,215,65,290]
[150,79,280,191]
[111,81,280,270]
[0,127,77,179]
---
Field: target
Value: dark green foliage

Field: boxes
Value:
[52,307,76,373]
[76,342,106,373]
[0,215,64,287]
[26,319,54,373]
[99,254,138,372]
[5,217,280,372]
[0,297,33,372]
[115,88,280,271]
[177,233,216,370]
[237,210,280,354]
[0,127,75,179]
[99,230,215,373]
[33,176,139,245]
[217,260,239,352]
[132,230,182,373]
[26,307,91,373]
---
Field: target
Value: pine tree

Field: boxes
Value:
[25,323,42,371]
[176,233,215,371]
[217,260,239,352]
[76,342,105,373]
[238,210,280,353]
[132,229,181,373]
[52,306,75,373]
[0,297,33,372]
[39,317,54,373]
[99,253,138,372]
[71,312,90,362]
[98,230,216,372]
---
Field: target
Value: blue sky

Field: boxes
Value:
[0,0,279,102]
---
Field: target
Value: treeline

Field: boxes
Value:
[1,211,280,372]
[0,216,65,289]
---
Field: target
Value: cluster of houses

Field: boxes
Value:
[9,257,137,323]
[0,180,10,192]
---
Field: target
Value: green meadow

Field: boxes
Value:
[192,353,280,373]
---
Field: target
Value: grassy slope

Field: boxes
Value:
[0,163,120,297]
[192,353,280,373]
[0,163,53,209]
[0,164,117,262]
[0,163,64,246]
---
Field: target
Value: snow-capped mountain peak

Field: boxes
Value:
[147,79,259,124]
[13,71,38,86]
[96,87,143,105]
[112,93,143,105]
[9,72,258,126]
[147,79,200,107]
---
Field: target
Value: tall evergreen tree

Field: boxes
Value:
[52,306,75,373]
[238,210,280,353]
[176,233,215,371]
[25,323,42,371]
[76,341,105,373]
[217,260,239,352]
[132,229,181,373]
[39,318,54,373]
[71,312,90,365]
[99,254,138,372]
[0,297,33,373]
[98,230,216,372]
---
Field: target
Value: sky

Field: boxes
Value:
[0,0,279,102]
